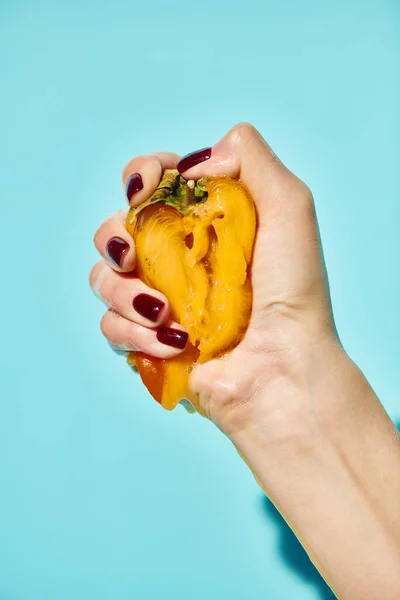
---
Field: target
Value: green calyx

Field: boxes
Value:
[148,169,208,214]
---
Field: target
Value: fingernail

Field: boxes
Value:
[106,237,130,267]
[126,173,144,202]
[177,147,212,173]
[133,293,165,322]
[157,327,188,349]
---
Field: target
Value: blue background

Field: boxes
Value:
[0,1,398,598]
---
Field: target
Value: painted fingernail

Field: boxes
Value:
[106,236,130,267]
[157,327,188,349]
[126,173,144,202]
[133,293,165,322]
[177,147,212,173]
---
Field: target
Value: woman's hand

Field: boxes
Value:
[90,124,400,599]
[90,123,337,434]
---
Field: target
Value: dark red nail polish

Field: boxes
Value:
[106,237,130,267]
[177,147,212,173]
[126,173,143,202]
[157,327,188,349]
[133,293,165,322]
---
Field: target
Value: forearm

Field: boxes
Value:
[233,343,400,599]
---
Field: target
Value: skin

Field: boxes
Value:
[90,123,400,599]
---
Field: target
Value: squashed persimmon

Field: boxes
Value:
[125,169,256,413]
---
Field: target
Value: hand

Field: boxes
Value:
[90,124,400,599]
[90,123,339,435]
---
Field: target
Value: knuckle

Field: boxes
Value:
[298,180,314,202]
[229,122,259,146]
[296,181,315,215]
[89,261,104,290]
[104,280,118,310]
[93,227,102,249]
[94,211,127,244]
[100,310,112,338]
[100,308,122,342]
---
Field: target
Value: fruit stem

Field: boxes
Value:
[186,180,195,206]
[146,169,208,214]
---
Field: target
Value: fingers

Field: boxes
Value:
[93,210,136,273]
[92,151,187,360]
[122,152,180,208]
[89,261,169,328]
[94,153,180,273]
[90,261,188,358]
[100,310,188,359]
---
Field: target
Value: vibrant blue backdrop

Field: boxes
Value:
[0,1,398,599]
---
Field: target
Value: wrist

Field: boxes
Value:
[229,329,400,535]
[228,336,400,600]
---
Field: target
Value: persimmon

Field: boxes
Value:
[125,169,256,413]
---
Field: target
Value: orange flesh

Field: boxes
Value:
[126,176,256,412]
